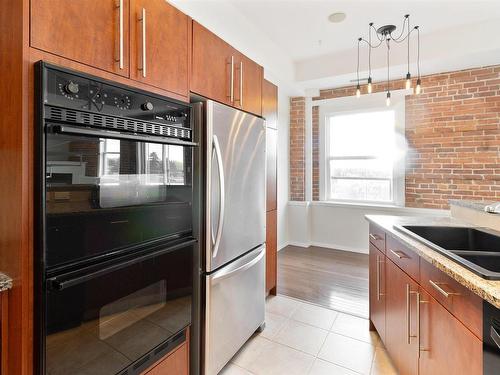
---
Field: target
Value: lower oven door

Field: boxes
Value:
[204,245,266,375]
[43,239,194,375]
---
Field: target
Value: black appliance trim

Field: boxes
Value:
[48,122,198,147]
[47,238,197,291]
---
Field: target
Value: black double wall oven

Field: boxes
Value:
[35,62,197,375]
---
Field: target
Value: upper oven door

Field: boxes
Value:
[45,131,193,269]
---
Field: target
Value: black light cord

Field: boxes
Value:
[416,26,421,78]
[357,37,361,86]
[386,38,390,92]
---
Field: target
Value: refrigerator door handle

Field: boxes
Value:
[211,134,225,259]
[211,246,265,285]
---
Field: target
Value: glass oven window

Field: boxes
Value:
[45,134,193,268]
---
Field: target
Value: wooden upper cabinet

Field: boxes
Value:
[130,0,189,97]
[419,288,482,375]
[262,79,278,129]
[234,52,263,116]
[191,22,263,116]
[31,0,130,77]
[191,21,234,106]
[266,127,277,212]
[369,244,386,343]
[385,259,419,375]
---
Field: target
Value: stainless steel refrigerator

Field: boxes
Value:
[193,100,266,375]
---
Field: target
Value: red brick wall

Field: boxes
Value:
[289,97,306,201]
[293,65,500,209]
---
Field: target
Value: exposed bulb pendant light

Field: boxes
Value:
[415,26,422,94]
[354,14,422,104]
[386,38,391,106]
[356,38,361,98]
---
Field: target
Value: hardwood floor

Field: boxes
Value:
[277,246,369,318]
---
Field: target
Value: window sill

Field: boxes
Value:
[313,200,403,210]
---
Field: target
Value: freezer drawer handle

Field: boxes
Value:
[211,134,225,259]
[212,247,265,284]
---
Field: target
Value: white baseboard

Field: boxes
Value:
[283,240,368,255]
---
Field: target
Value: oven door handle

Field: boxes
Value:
[48,123,198,147]
[47,238,196,291]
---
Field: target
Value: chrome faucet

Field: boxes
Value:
[484,202,500,214]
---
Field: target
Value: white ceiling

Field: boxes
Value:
[171,0,500,94]
[230,0,500,61]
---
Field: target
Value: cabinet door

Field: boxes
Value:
[266,210,277,295]
[419,288,482,375]
[191,22,234,106]
[130,0,189,97]
[262,80,278,129]
[266,128,277,212]
[234,53,263,116]
[31,0,129,77]
[385,260,419,375]
[369,243,386,343]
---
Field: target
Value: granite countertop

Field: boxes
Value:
[0,272,13,292]
[449,199,499,213]
[365,214,500,309]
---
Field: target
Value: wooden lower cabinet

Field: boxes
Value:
[419,288,482,375]
[385,260,419,375]
[266,210,278,295]
[370,230,483,375]
[142,331,189,375]
[369,244,386,343]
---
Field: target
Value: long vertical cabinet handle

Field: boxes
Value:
[376,256,384,301]
[116,0,124,69]
[228,56,234,103]
[138,8,147,77]
[406,284,411,344]
[239,61,243,107]
[406,284,419,344]
[211,135,225,259]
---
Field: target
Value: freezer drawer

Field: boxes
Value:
[204,245,266,375]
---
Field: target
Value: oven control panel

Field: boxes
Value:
[42,65,190,128]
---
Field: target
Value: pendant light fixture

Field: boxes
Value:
[355,15,421,102]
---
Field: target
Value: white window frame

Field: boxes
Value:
[318,89,409,206]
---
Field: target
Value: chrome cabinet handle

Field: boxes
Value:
[211,135,225,259]
[138,8,147,77]
[390,249,408,259]
[227,56,234,103]
[376,255,384,301]
[429,280,460,298]
[369,233,379,241]
[116,0,124,69]
[239,61,243,107]
[406,284,418,344]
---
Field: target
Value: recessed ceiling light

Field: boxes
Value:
[329,12,346,23]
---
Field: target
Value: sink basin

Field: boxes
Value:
[395,225,500,280]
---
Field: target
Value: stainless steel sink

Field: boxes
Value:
[395,225,500,280]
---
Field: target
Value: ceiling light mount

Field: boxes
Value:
[355,14,422,103]
[328,12,346,24]
[376,25,396,36]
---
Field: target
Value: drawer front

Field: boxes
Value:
[386,236,419,282]
[369,224,386,253]
[420,258,482,339]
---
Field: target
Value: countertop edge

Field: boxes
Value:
[0,272,13,292]
[365,214,500,309]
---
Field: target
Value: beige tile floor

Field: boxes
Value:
[220,295,398,375]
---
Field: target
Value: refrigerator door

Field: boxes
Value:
[206,101,266,272]
[204,245,266,375]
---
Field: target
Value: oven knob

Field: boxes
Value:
[64,82,79,95]
[141,102,154,111]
